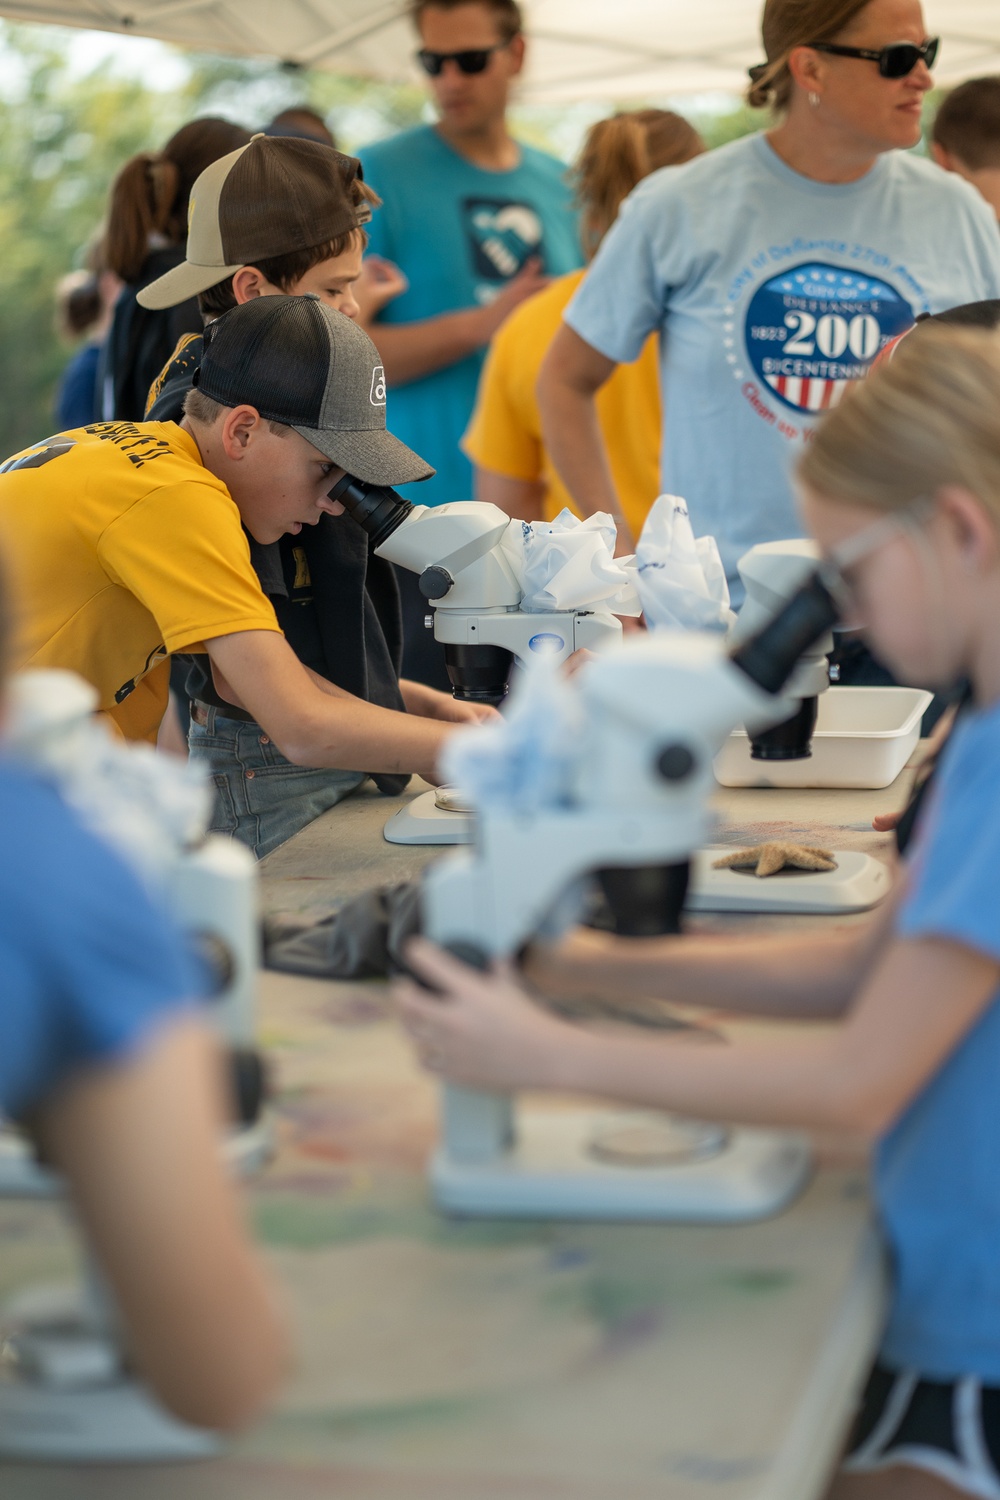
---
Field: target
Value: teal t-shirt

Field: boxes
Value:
[358,126,582,507]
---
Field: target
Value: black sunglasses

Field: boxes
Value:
[808,36,939,78]
[416,43,507,76]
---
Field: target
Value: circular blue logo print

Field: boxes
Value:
[528,632,566,654]
[745,262,913,415]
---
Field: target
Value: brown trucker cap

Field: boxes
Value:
[137,133,369,310]
[194,294,434,487]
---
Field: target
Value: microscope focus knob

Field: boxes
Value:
[419,566,454,600]
[655,743,697,782]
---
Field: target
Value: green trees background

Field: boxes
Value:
[0,23,431,457]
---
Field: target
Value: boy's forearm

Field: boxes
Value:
[278,695,449,778]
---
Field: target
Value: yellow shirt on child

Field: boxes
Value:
[0,421,280,741]
[462,269,661,541]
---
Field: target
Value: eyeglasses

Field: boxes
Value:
[807,36,939,78]
[416,43,507,76]
[819,496,934,619]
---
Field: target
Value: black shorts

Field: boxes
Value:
[844,1362,1000,1498]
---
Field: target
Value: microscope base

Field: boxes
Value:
[384,789,471,844]
[0,1287,219,1461]
[0,1377,221,1462]
[431,1108,811,1222]
[687,847,891,915]
[385,801,889,916]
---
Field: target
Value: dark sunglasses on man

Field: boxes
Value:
[807,36,939,78]
[416,42,507,76]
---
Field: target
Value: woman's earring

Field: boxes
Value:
[808,90,821,107]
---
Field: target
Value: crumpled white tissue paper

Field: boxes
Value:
[516,509,641,616]
[635,495,735,633]
[4,668,212,888]
[440,655,582,816]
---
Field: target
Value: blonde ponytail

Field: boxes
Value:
[574,108,705,258]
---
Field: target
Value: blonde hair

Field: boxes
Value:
[747,0,874,112]
[574,110,706,259]
[798,325,1000,523]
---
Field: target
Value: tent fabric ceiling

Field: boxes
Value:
[1,1,999,101]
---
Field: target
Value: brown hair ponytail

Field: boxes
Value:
[747,0,874,111]
[103,117,251,283]
[574,109,705,259]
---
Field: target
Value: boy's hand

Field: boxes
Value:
[399,680,501,724]
[355,255,409,324]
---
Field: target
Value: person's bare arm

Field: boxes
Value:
[34,1017,287,1432]
[524,895,899,1022]
[398,932,999,1137]
[359,257,548,387]
[473,465,547,521]
[205,630,451,779]
[398,678,500,725]
[537,324,633,550]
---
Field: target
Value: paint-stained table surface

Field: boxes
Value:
[0,765,915,1499]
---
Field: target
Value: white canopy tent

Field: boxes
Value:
[1,1,999,102]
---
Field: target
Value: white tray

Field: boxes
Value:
[714,686,932,790]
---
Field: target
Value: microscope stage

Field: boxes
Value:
[432,1108,811,1222]
[384,798,889,915]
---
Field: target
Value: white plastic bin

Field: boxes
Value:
[714,686,933,789]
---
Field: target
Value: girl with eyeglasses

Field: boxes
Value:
[398,322,1000,1499]
[536,0,1000,593]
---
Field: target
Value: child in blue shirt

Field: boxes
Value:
[0,667,286,1428]
[395,322,1000,1500]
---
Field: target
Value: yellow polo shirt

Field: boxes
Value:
[0,421,280,741]
[462,269,662,540]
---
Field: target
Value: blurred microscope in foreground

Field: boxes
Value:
[0,670,264,1461]
[417,541,890,1222]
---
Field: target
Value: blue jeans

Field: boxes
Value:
[188,704,366,860]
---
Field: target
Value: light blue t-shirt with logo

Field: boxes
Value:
[879,697,1000,1380]
[566,133,1000,594]
[358,126,582,507]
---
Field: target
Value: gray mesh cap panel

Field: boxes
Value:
[198,295,433,486]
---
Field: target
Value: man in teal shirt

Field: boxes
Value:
[358,0,581,683]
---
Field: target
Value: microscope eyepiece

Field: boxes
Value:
[328,472,413,550]
[730,572,838,696]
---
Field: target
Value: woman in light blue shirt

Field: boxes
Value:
[537,0,1000,590]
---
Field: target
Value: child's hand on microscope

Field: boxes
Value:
[394,938,572,1091]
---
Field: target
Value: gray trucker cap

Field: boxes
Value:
[194,294,433,487]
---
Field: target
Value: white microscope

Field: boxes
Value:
[416,555,887,1222]
[328,473,623,704]
[0,670,264,1461]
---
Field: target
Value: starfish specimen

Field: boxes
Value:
[713,842,837,878]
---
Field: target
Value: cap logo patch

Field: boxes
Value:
[370,365,387,406]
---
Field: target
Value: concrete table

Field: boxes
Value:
[0,767,910,1500]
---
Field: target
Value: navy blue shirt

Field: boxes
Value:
[0,759,200,1118]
